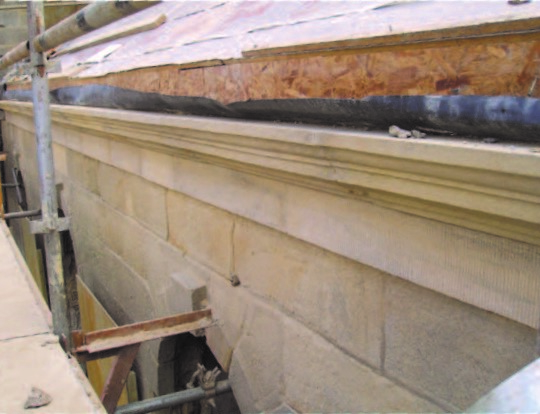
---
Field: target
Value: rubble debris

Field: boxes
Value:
[24,387,52,409]
[411,129,427,138]
[389,125,412,138]
[483,137,499,143]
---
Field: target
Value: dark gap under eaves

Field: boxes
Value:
[2,84,540,143]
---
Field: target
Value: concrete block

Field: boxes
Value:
[384,277,537,410]
[65,150,99,195]
[97,163,167,239]
[283,317,443,413]
[234,218,384,368]
[167,191,234,277]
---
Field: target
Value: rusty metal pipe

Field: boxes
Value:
[0,1,160,70]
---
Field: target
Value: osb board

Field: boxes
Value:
[11,38,540,103]
[77,275,129,407]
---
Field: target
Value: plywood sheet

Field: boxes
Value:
[77,276,130,407]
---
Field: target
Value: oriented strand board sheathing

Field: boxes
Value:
[9,39,540,102]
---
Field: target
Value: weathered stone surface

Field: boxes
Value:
[384,277,538,410]
[73,187,206,318]
[170,272,207,311]
[234,217,384,368]
[65,149,99,195]
[81,133,111,164]
[230,299,284,412]
[205,275,249,371]
[76,231,154,326]
[53,144,68,177]
[229,356,257,414]
[283,317,443,413]
[97,163,167,239]
[109,140,142,176]
[167,191,234,278]
[140,149,176,190]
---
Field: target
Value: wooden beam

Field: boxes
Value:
[100,344,140,414]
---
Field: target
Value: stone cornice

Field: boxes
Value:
[3,101,540,246]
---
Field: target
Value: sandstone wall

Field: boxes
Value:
[1,105,538,412]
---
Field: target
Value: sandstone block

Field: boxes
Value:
[81,133,110,164]
[283,317,443,413]
[77,239,154,326]
[97,163,167,239]
[205,275,250,371]
[52,144,68,177]
[66,150,99,195]
[110,140,142,175]
[229,357,257,414]
[167,191,233,277]
[0,27,27,45]
[140,149,176,190]
[234,218,384,368]
[384,277,537,409]
[230,299,284,412]
[81,190,206,317]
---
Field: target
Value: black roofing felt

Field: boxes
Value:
[2,85,540,142]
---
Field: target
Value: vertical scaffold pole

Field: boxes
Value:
[27,1,71,347]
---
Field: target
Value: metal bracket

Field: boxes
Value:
[30,216,70,234]
[187,364,221,410]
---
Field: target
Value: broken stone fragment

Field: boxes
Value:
[389,125,411,139]
[24,387,52,409]
[411,129,426,138]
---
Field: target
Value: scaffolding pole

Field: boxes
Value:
[0,1,160,70]
[27,1,71,346]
